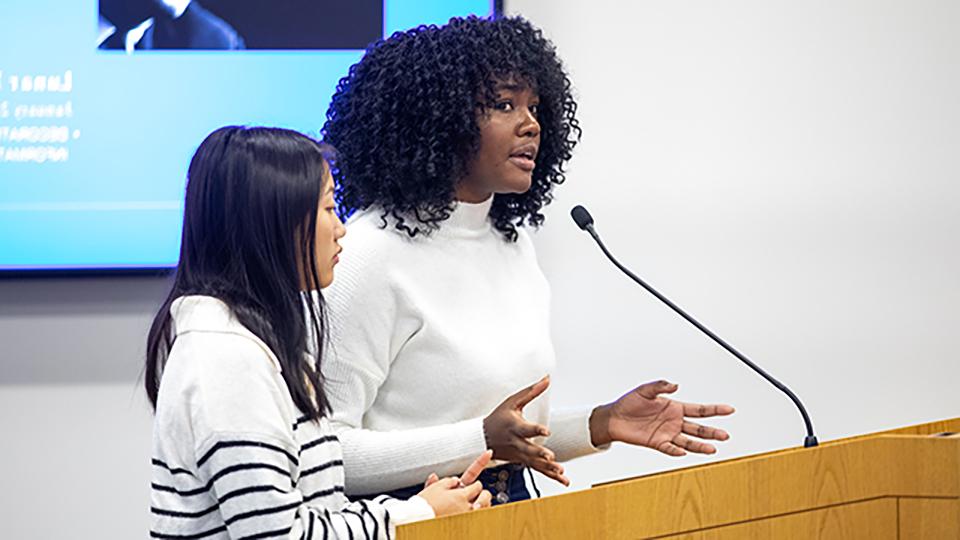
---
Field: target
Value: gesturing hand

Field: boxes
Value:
[590,380,735,456]
[483,376,569,486]
[421,450,494,514]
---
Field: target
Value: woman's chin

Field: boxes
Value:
[496,176,533,195]
[319,271,335,289]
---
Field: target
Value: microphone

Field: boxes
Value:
[571,204,818,448]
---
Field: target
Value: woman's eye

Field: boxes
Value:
[530,104,539,117]
[495,101,513,112]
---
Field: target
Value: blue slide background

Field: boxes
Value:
[0,0,492,270]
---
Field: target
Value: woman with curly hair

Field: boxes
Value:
[320,15,734,505]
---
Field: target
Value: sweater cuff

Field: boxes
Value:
[388,495,435,525]
[338,416,490,495]
[546,406,610,462]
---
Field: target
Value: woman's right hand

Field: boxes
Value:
[418,449,493,515]
[483,376,570,486]
[418,477,491,516]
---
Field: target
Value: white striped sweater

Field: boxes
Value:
[150,296,434,539]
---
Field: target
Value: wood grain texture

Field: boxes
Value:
[659,498,898,540]
[899,498,960,540]
[834,417,960,442]
[594,417,960,489]
[397,424,959,540]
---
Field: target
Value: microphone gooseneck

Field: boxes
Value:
[570,205,818,448]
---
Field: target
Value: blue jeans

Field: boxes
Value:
[361,463,531,506]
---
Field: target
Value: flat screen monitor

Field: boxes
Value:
[0,0,498,273]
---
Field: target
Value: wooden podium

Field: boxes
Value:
[398,418,959,539]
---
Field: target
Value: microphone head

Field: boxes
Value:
[570,205,594,231]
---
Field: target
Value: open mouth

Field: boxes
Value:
[509,146,537,172]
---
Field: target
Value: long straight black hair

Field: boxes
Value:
[145,126,332,419]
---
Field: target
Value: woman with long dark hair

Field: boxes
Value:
[321,16,735,505]
[145,126,491,539]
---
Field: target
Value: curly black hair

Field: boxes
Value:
[322,15,581,241]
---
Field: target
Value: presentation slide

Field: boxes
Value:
[0,0,494,272]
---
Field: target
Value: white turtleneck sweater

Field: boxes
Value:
[322,197,601,496]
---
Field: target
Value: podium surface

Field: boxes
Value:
[398,418,960,539]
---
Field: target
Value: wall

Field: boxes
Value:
[0,277,167,537]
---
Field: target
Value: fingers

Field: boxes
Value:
[673,434,716,454]
[434,477,461,489]
[682,421,730,441]
[682,402,736,418]
[529,457,570,486]
[459,450,493,486]
[512,436,556,464]
[424,472,439,488]
[513,420,550,439]
[461,480,484,501]
[511,375,550,410]
[507,435,567,486]
[656,440,687,457]
[636,380,678,400]
[472,489,492,510]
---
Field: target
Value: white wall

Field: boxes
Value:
[0,277,167,537]
[506,0,960,495]
[1,1,959,535]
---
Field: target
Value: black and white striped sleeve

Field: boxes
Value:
[193,431,432,539]
[181,338,433,539]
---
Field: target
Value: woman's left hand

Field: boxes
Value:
[589,380,735,456]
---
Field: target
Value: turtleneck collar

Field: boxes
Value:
[441,195,494,233]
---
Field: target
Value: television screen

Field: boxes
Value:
[0,0,497,272]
